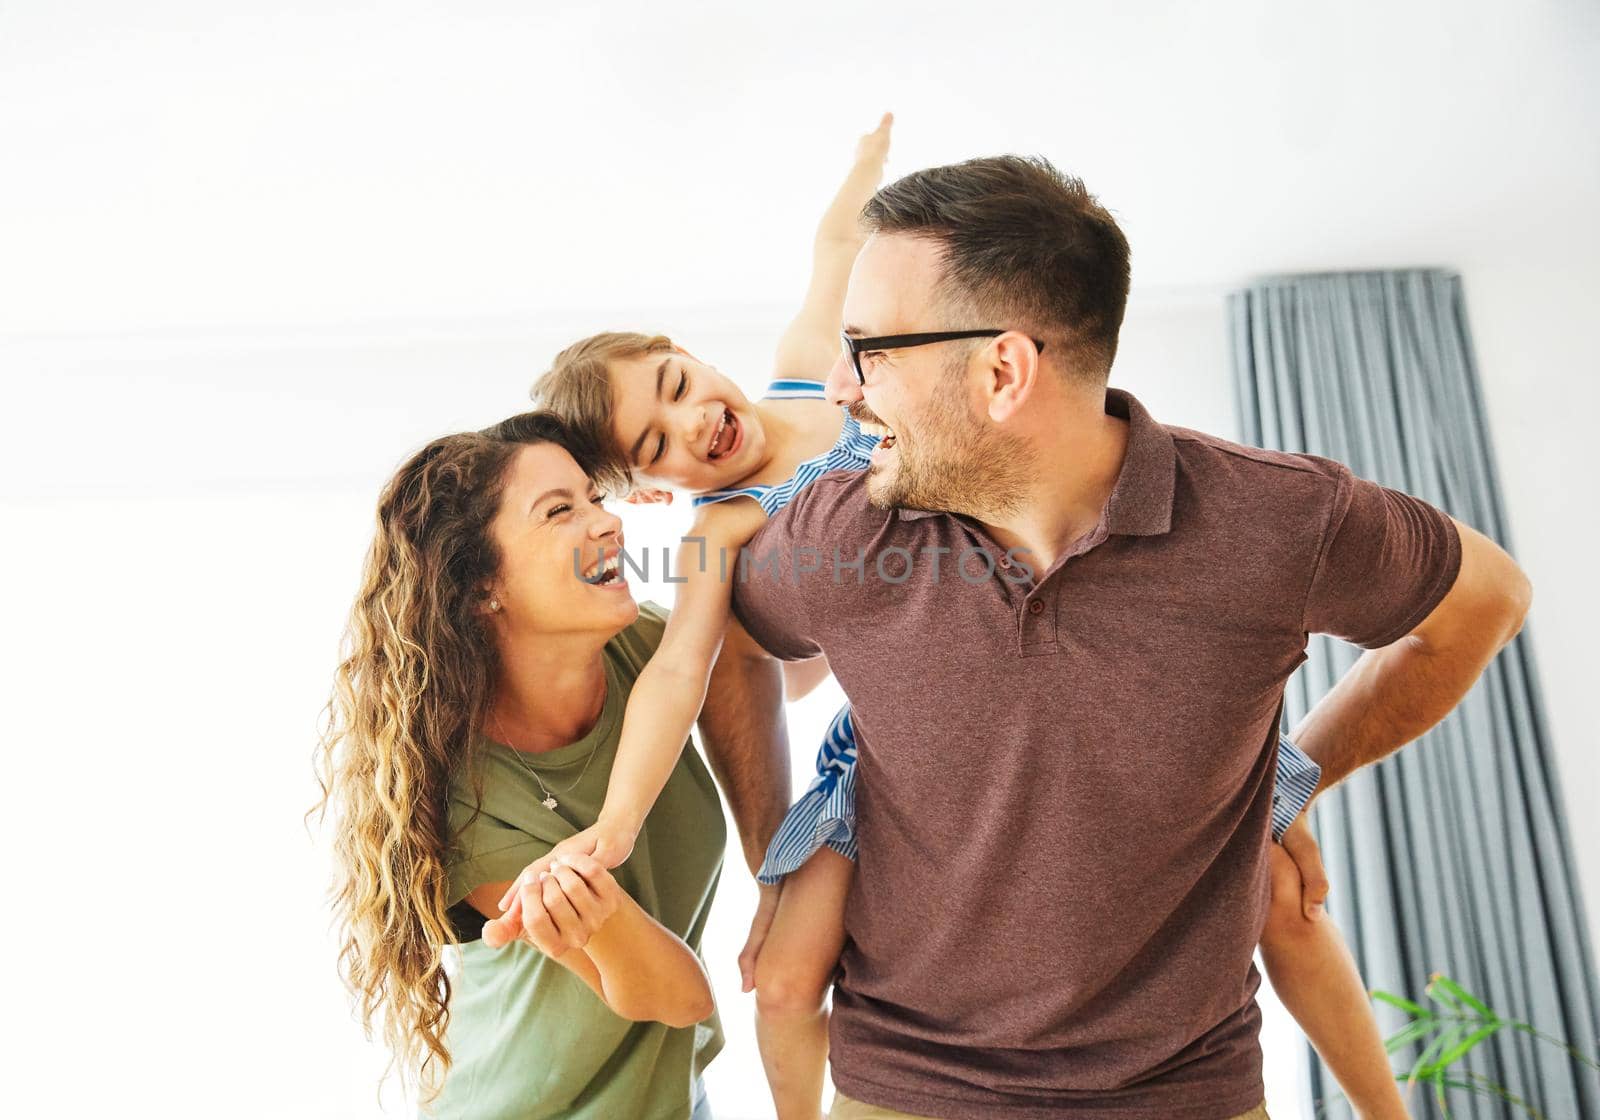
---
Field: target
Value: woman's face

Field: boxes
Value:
[606,347,766,493]
[485,442,638,638]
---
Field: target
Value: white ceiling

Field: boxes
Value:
[2,0,1596,335]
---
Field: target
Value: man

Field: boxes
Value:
[729,156,1532,1120]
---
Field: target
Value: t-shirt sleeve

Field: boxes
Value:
[1302,462,1462,648]
[445,804,552,907]
[611,598,671,676]
[729,486,825,662]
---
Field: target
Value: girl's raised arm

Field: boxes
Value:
[501,497,770,889]
[773,112,894,381]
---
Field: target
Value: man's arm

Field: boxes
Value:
[698,613,792,878]
[783,655,833,701]
[1291,516,1532,803]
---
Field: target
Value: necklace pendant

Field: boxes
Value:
[542,796,558,810]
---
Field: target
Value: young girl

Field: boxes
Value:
[507,115,1409,1120]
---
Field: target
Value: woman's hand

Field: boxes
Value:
[494,818,637,905]
[490,818,638,926]
[737,882,782,992]
[484,853,622,956]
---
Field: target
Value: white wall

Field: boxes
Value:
[4,0,1598,337]
[3,0,1596,1116]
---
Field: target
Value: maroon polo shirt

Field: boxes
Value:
[731,388,1461,1120]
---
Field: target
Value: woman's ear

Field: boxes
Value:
[623,488,674,506]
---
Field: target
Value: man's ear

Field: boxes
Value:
[623,488,675,506]
[986,332,1044,424]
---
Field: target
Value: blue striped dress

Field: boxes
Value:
[696,380,1322,885]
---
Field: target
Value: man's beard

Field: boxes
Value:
[860,390,1036,520]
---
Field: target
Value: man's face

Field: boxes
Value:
[831,233,1034,517]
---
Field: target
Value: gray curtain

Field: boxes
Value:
[1228,270,1600,1120]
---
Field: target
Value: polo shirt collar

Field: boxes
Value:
[894,387,1176,537]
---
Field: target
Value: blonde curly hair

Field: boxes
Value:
[310,411,599,1102]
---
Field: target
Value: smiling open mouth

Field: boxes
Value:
[858,419,897,450]
[583,554,623,585]
[708,408,739,459]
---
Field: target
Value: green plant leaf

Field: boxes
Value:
[1385,1019,1437,1054]
[1462,1071,1548,1120]
[1373,989,1432,1017]
[1509,1021,1600,1073]
[1432,975,1495,1019]
[1435,1023,1505,1067]
[1432,1066,1451,1115]
[1410,1024,1463,1082]
[1426,975,1463,1010]
[1396,1073,1549,1120]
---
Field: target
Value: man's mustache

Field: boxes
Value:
[847,402,887,427]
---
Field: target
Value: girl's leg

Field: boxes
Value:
[754,847,854,1120]
[1258,841,1408,1120]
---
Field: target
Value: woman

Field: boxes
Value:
[314,411,724,1119]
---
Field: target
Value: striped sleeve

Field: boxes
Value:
[1270,734,1321,841]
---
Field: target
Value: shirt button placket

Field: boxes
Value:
[1019,592,1056,654]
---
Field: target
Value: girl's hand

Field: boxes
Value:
[737,882,782,992]
[557,816,639,870]
[854,111,893,171]
[1278,814,1330,921]
[491,854,623,957]
[492,819,637,915]
[813,112,895,252]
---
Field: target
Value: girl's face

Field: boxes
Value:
[606,348,767,493]
[485,442,638,638]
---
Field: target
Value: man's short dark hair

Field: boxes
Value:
[861,156,1131,382]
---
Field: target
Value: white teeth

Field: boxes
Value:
[585,555,622,580]
[858,421,894,440]
[708,410,729,456]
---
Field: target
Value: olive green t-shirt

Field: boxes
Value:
[429,602,727,1120]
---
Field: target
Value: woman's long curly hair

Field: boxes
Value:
[311,410,599,1102]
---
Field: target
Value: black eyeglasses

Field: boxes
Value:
[840,329,1045,386]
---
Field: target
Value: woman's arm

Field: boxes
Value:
[471,855,714,1028]
[772,113,893,381]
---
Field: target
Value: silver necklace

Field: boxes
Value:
[489,713,599,811]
